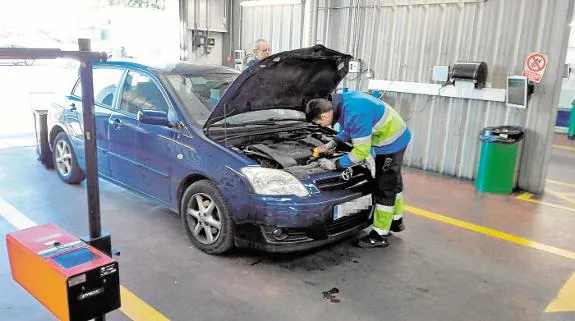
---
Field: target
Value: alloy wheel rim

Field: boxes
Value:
[186,193,222,245]
[55,140,73,177]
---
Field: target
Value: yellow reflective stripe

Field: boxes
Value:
[373,107,391,130]
[373,108,407,146]
[349,142,371,163]
[394,194,404,218]
[374,204,393,231]
[380,126,407,145]
[347,151,362,163]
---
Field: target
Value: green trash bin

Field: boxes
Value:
[475,126,524,194]
[568,104,575,139]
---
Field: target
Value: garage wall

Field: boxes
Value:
[237,3,303,58]
[188,0,228,32]
[234,0,574,193]
[185,0,228,64]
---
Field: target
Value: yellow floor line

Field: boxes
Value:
[404,205,575,261]
[553,144,575,152]
[0,196,169,321]
[546,188,575,206]
[120,286,170,321]
[545,272,575,312]
[547,179,575,189]
[517,192,534,201]
[516,193,575,214]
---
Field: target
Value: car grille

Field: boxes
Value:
[314,170,369,191]
[325,210,371,236]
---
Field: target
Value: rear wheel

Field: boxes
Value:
[181,180,234,254]
[52,132,85,184]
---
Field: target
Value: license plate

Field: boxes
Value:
[333,194,372,221]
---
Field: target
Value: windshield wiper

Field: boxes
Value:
[210,117,306,128]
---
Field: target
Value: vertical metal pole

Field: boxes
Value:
[179,0,189,60]
[78,39,105,321]
[78,39,102,241]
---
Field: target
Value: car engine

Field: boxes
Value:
[231,127,348,178]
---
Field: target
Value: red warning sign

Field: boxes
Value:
[522,53,548,83]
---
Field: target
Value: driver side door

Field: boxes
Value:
[111,69,177,203]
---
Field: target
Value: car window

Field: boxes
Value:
[118,71,170,115]
[164,73,237,126]
[71,68,124,108]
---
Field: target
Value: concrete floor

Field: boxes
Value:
[1,65,575,321]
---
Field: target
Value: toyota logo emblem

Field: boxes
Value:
[340,168,354,181]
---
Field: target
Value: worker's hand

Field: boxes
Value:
[315,140,337,156]
[318,158,337,171]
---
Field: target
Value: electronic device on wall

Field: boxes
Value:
[563,63,572,79]
[506,76,534,109]
[192,30,214,55]
[450,61,488,89]
[234,49,246,71]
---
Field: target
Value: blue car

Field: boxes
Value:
[47,45,373,254]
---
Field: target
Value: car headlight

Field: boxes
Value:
[241,167,310,197]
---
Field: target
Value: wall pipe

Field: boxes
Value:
[318,0,488,10]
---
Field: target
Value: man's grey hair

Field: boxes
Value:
[254,39,268,51]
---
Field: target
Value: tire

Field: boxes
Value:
[181,180,234,254]
[52,132,85,184]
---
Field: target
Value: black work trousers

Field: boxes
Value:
[371,148,406,235]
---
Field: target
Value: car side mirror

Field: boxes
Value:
[137,110,170,127]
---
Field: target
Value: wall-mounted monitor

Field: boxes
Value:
[507,76,528,109]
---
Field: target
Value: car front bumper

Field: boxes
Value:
[223,186,373,253]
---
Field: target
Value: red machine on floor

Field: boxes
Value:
[6,224,121,321]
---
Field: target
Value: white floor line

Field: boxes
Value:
[0,197,38,230]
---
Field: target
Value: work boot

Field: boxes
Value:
[390,218,405,233]
[356,230,389,248]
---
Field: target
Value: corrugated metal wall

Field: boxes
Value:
[234,0,574,193]
[188,0,228,32]
[238,3,303,55]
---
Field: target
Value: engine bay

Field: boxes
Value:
[227,126,349,178]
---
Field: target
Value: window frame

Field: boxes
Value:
[161,72,238,128]
[70,66,127,111]
[116,68,177,121]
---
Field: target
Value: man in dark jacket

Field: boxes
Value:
[244,39,271,69]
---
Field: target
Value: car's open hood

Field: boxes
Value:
[203,45,352,129]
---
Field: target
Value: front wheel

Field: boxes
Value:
[181,180,234,254]
[52,132,85,184]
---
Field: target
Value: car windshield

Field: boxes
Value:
[164,73,238,126]
[165,73,306,127]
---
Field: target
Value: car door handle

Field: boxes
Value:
[110,118,122,130]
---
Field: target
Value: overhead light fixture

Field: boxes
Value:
[240,0,301,7]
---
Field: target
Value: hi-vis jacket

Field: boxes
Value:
[333,91,411,169]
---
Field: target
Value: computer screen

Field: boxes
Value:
[507,77,527,108]
[52,247,100,269]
